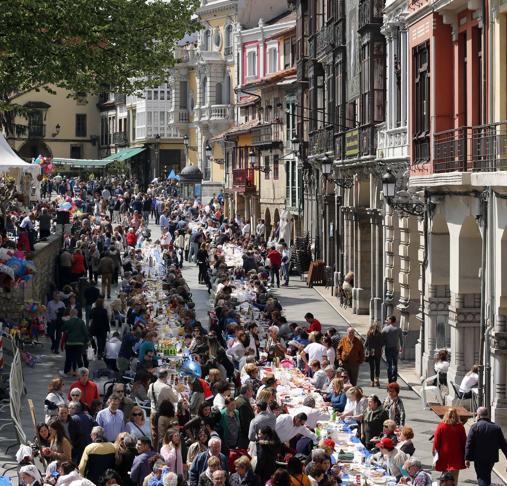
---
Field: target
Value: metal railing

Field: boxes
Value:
[232,168,255,188]
[309,126,334,156]
[112,131,128,145]
[433,123,507,173]
[210,105,232,120]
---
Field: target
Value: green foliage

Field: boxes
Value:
[0,0,199,132]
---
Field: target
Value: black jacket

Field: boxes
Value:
[465,418,507,464]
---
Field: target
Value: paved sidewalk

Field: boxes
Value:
[293,279,506,485]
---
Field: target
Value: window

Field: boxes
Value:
[267,46,278,74]
[153,90,159,101]
[215,83,223,105]
[224,74,231,104]
[160,90,165,101]
[201,77,208,105]
[70,145,82,159]
[28,110,44,137]
[225,24,233,55]
[179,81,188,109]
[284,39,291,69]
[264,156,270,179]
[75,114,87,137]
[360,44,371,125]
[147,90,152,100]
[414,41,430,163]
[203,30,211,51]
[273,154,279,180]
[247,49,257,78]
[335,59,344,130]
[214,30,221,48]
[372,41,385,123]
[131,111,136,141]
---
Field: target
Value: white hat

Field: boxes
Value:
[19,465,42,484]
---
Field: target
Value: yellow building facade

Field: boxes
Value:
[9,87,100,161]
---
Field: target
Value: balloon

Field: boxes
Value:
[60,202,72,210]
[6,258,24,277]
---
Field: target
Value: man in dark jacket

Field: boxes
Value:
[235,384,255,448]
[188,437,228,486]
[465,406,507,486]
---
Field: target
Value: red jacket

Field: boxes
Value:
[433,421,467,471]
[268,250,282,268]
[126,232,137,247]
[71,253,85,274]
[67,379,100,407]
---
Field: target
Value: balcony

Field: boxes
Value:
[309,127,334,156]
[113,132,128,146]
[195,104,233,122]
[433,123,507,173]
[232,168,256,192]
[358,0,384,32]
[28,124,45,138]
[310,24,335,59]
[169,109,189,124]
[251,123,283,147]
[98,93,126,107]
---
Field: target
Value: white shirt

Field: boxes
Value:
[304,342,327,363]
[326,347,336,365]
[310,369,329,390]
[289,405,330,429]
[275,413,317,444]
[459,373,478,394]
[213,393,227,410]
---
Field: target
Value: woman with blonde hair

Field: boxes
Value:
[229,456,257,486]
[327,378,346,412]
[433,407,467,483]
[339,386,368,421]
[45,378,66,423]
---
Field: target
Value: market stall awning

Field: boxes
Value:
[53,158,114,168]
[102,147,146,161]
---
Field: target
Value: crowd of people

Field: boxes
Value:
[3,174,507,486]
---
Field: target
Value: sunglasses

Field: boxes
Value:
[132,412,143,416]
[71,394,80,397]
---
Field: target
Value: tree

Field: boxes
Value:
[0,0,199,134]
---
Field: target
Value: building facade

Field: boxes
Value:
[9,87,100,162]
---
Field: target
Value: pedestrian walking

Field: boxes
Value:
[382,315,403,383]
[365,321,384,387]
[336,327,365,386]
[267,245,282,288]
[465,406,507,486]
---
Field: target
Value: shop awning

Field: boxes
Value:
[101,147,146,161]
[53,158,114,168]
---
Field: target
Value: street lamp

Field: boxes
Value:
[249,148,270,173]
[320,155,354,188]
[382,168,427,216]
[205,143,212,158]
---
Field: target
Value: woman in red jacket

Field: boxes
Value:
[71,248,86,281]
[433,407,467,483]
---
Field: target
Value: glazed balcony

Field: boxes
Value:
[433,123,507,173]
[28,124,45,138]
[232,168,256,193]
[358,0,384,32]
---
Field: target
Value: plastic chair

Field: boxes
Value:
[421,374,444,409]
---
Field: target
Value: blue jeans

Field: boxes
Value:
[385,347,399,383]
[475,462,494,486]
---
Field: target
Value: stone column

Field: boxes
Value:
[491,317,507,426]
[447,292,481,392]
[367,209,383,322]
[383,204,395,317]
[400,28,408,127]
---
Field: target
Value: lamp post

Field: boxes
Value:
[381,168,427,217]
[320,155,354,188]
[183,134,189,165]
[205,142,212,180]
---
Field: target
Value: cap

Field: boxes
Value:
[377,437,395,450]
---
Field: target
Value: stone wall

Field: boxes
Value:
[0,235,61,321]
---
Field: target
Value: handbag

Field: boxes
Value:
[86,346,95,361]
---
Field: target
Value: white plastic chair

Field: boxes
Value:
[421,374,444,409]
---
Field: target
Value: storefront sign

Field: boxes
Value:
[345,129,359,158]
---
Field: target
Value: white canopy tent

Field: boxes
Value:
[0,135,41,200]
